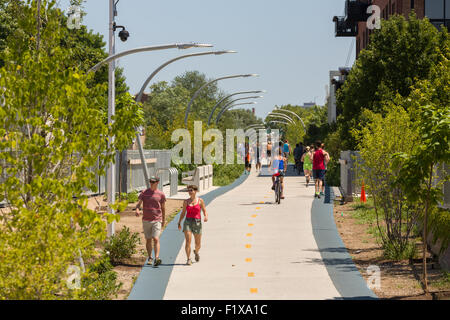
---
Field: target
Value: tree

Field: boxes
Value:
[353,104,421,259]
[336,13,449,150]
[392,53,450,293]
[0,0,142,299]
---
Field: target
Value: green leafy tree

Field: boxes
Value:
[392,54,450,293]
[353,104,420,259]
[0,0,142,299]
[337,13,449,150]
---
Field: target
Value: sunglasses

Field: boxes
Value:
[150,180,159,184]
[187,189,196,192]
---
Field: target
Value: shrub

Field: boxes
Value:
[353,104,421,259]
[213,163,245,186]
[104,226,141,265]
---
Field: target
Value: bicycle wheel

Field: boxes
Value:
[276,180,281,204]
[274,180,279,203]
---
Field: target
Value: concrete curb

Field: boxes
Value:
[127,171,249,300]
[311,186,378,300]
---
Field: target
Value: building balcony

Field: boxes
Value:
[333,16,358,37]
[345,0,370,23]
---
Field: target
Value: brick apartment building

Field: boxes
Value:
[333,0,449,57]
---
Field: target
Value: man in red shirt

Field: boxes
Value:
[135,176,166,266]
[312,141,330,199]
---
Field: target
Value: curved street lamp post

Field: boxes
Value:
[210,95,263,125]
[133,50,236,187]
[266,113,295,124]
[272,109,306,132]
[207,90,265,126]
[215,102,258,125]
[184,74,259,128]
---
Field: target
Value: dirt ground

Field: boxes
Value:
[88,195,184,300]
[333,200,450,300]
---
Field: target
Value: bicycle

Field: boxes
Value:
[274,174,282,204]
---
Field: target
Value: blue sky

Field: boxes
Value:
[57,0,354,119]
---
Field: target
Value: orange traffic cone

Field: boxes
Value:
[361,181,367,203]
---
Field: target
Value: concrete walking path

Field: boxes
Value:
[128,164,377,300]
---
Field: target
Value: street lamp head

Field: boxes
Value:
[177,43,213,49]
[244,74,259,77]
[214,50,237,55]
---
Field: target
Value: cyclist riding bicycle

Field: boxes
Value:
[271,148,286,199]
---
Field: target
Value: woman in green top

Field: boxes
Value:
[301,146,313,187]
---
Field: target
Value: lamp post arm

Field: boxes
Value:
[267,113,294,124]
[215,102,257,125]
[185,73,258,127]
[136,50,235,103]
[273,109,306,132]
[207,90,264,126]
[88,43,213,73]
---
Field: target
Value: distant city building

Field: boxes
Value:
[327,68,351,124]
[333,0,448,58]
[301,102,315,108]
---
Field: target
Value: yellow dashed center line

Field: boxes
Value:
[248,272,255,277]
[245,258,252,262]
[255,207,261,210]
[251,214,257,218]
[248,223,254,227]
[250,288,258,293]
[245,244,251,249]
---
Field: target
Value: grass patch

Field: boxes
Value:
[350,198,377,225]
[431,271,450,290]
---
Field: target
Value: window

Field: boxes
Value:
[426,0,444,19]
[425,0,449,29]
[411,0,415,9]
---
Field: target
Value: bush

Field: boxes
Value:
[104,226,141,265]
[124,190,139,203]
[213,163,245,186]
[383,241,417,261]
[79,269,122,300]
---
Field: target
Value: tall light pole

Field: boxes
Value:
[207,90,266,126]
[107,0,116,237]
[184,74,258,128]
[133,50,236,189]
[215,102,258,125]
[101,0,213,237]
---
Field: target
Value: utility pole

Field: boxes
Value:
[106,0,116,237]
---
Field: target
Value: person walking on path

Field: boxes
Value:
[244,142,252,174]
[312,142,330,199]
[255,142,262,172]
[282,140,292,172]
[320,143,329,196]
[177,185,208,265]
[135,176,166,266]
[301,146,313,187]
[294,142,304,175]
[267,139,272,168]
